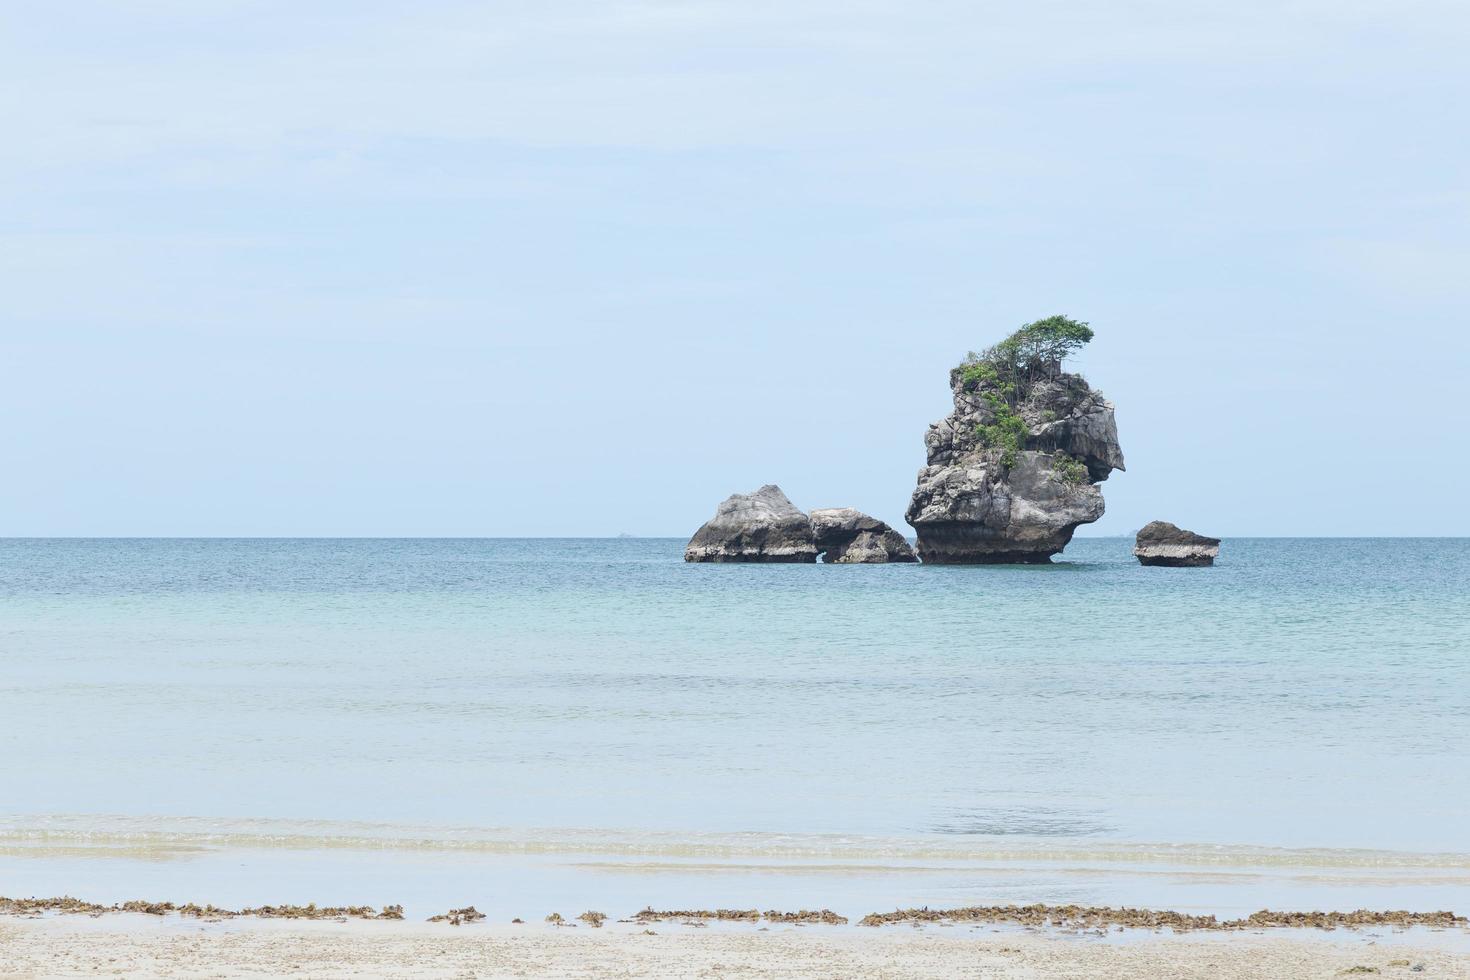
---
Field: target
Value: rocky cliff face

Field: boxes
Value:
[905,368,1124,563]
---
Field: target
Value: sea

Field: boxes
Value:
[1,537,1467,922]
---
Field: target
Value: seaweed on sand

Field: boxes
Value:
[428,906,486,925]
[764,909,848,925]
[0,897,403,921]
[632,907,760,923]
[856,904,1469,933]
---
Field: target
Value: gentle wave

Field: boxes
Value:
[4,815,1468,870]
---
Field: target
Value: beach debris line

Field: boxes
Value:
[0,896,403,921]
[633,907,759,923]
[764,909,850,925]
[427,906,485,925]
[119,901,175,916]
[855,904,1469,932]
[0,896,110,917]
[2,896,1463,934]
[858,904,1218,931]
[240,903,405,920]
[631,907,848,925]
[1241,909,1466,930]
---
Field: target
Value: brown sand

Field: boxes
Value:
[2,918,1469,979]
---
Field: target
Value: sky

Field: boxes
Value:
[2,0,1467,537]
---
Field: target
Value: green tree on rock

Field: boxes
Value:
[958,315,1098,473]
[960,315,1094,405]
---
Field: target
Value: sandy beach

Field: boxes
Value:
[8,0,1469,972]
[3,917,1470,979]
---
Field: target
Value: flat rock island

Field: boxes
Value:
[1134,521,1221,566]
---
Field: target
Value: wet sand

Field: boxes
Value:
[3,918,1469,979]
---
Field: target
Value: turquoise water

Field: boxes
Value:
[2,538,1467,918]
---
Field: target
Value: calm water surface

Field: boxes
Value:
[2,538,1467,917]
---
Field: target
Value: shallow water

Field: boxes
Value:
[1,538,1466,919]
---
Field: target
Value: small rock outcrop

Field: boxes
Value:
[810,508,918,564]
[1133,521,1220,567]
[684,485,818,563]
[905,322,1125,563]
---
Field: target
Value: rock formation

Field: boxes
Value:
[684,485,818,562]
[810,508,918,564]
[1133,521,1220,567]
[684,489,916,564]
[905,355,1124,563]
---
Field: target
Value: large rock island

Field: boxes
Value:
[905,316,1125,563]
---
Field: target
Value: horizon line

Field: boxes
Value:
[2,535,1467,541]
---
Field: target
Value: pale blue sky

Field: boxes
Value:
[3,1,1467,536]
